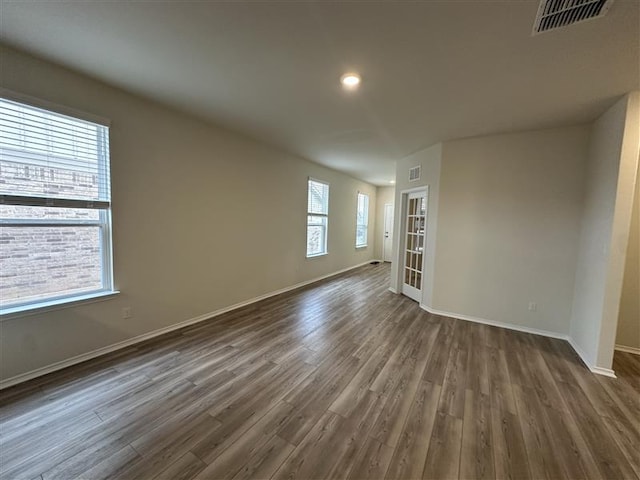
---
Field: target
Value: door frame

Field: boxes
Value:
[396,186,429,302]
[383,203,394,262]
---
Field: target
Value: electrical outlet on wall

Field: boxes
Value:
[528,302,537,312]
[122,307,133,319]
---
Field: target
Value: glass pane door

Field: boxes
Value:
[402,192,426,302]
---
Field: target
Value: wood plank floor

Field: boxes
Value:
[1,263,639,480]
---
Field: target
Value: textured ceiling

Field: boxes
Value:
[1,0,638,185]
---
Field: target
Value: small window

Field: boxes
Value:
[355,192,369,248]
[307,178,329,257]
[0,96,114,313]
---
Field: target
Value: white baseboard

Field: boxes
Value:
[420,304,618,378]
[420,304,569,340]
[561,335,617,378]
[615,344,640,355]
[0,260,376,390]
[388,287,398,294]
[590,366,617,377]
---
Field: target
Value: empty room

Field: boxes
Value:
[0,1,639,479]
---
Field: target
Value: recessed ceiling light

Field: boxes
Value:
[389,180,396,184]
[340,73,361,89]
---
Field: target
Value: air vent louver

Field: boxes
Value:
[409,166,421,182]
[533,0,614,35]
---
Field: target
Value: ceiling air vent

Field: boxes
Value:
[533,0,614,35]
[409,165,421,182]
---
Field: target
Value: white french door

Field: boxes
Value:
[402,191,427,302]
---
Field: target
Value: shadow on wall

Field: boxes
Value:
[0,296,137,384]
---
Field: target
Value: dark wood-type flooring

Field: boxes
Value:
[1,263,639,479]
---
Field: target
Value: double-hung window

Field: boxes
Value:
[0,95,114,313]
[306,178,329,257]
[355,192,369,248]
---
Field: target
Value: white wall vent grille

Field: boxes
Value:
[409,166,421,182]
[533,0,614,35]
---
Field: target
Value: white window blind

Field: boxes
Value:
[0,96,114,312]
[307,179,329,215]
[356,192,369,247]
[0,98,110,208]
[307,179,329,257]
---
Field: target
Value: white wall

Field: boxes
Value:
[0,45,377,382]
[434,127,589,334]
[390,144,442,308]
[373,186,395,261]
[570,92,640,371]
[616,166,640,351]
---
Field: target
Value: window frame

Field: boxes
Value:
[355,191,369,248]
[306,177,329,258]
[0,90,116,315]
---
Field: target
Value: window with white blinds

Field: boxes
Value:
[0,96,115,313]
[307,178,329,257]
[355,192,369,247]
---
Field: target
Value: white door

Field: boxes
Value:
[402,191,427,302]
[383,203,394,262]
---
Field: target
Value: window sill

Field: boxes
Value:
[355,245,368,249]
[306,252,328,259]
[0,290,120,320]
